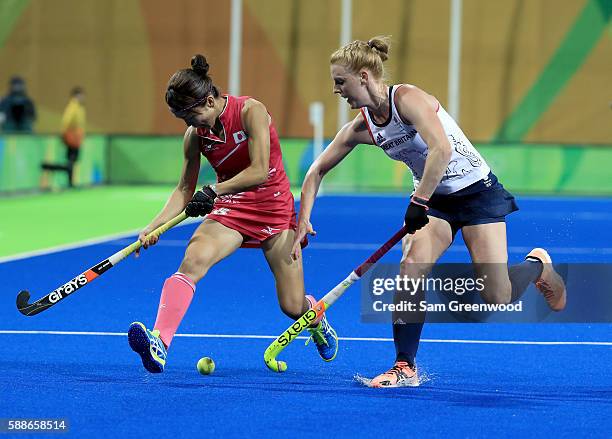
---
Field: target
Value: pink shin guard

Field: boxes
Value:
[305,294,323,326]
[154,273,195,347]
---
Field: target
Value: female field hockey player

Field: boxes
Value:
[292,37,566,388]
[127,54,338,373]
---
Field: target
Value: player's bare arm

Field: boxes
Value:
[395,85,452,200]
[214,98,271,196]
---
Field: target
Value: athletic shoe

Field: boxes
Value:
[526,248,566,311]
[370,360,417,388]
[128,322,167,373]
[305,316,339,361]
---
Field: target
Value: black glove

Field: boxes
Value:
[185,185,217,217]
[404,196,429,234]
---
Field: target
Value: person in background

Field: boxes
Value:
[41,87,86,188]
[0,76,36,133]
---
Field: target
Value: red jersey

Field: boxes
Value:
[195,95,297,245]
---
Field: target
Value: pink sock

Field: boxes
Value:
[154,272,195,348]
[305,294,323,326]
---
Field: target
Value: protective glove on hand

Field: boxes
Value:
[185,185,217,217]
[404,195,429,234]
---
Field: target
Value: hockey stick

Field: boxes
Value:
[264,225,409,372]
[16,212,188,316]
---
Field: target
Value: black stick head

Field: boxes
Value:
[16,289,53,316]
[16,290,33,316]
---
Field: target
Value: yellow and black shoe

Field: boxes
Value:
[305,316,339,362]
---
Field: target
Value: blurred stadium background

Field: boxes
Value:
[2,0,611,182]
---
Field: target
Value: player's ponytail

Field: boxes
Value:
[191,54,210,78]
[330,35,391,80]
[166,54,220,112]
[367,36,390,62]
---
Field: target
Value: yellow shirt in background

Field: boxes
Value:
[61,97,86,148]
[61,97,85,132]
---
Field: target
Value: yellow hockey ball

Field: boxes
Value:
[197,357,215,375]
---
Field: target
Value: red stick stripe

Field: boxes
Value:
[354,226,409,277]
[85,270,98,282]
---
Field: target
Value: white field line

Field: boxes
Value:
[101,239,612,255]
[0,330,610,346]
[0,218,200,264]
[2,236,611,265]
[1,207,610,264]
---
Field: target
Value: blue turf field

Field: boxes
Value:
[1,195,611,437]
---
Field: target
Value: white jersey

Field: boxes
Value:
[360,84,490,195]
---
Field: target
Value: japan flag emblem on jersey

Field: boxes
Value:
[233,130,247,144]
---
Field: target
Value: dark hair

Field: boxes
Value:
[165,54,220,111]
[71,86,84,96]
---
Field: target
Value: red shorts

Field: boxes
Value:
[206,189,302,248]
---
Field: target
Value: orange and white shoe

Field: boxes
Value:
[369,361,418,388]
[526,248,566,311]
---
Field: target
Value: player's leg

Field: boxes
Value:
[128,219,243,373]
[371,217,453,387]
[462,222,565,309]
[153,219,243,346]
[261,229,338,361]
[261,229,308,319]
[462,222,513,304]
[177,219,244,283]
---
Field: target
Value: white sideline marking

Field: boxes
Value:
[0,218,199,264]
[0,330,610,346]
[103,239,612,255]
[1,227,611,265]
